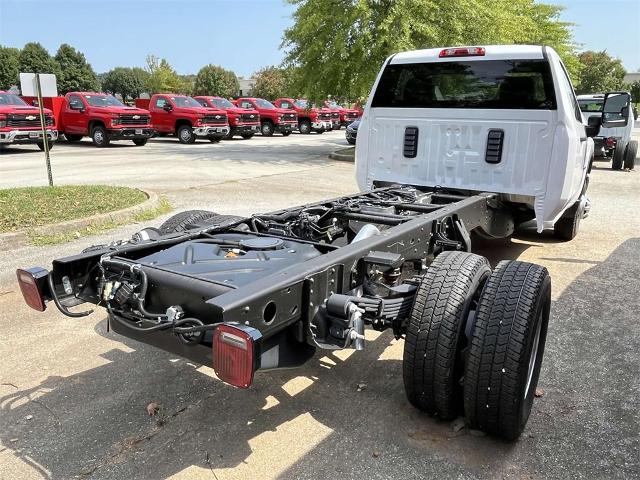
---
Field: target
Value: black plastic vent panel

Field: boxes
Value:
[403,126,419,158]
[485,129,504,164]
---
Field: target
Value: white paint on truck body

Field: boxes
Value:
[356,45,593,232]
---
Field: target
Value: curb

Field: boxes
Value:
[329,147,355,162]
[0,189,160,250]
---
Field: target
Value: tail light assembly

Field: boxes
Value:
[16,267,50,311]
[606,137,616,148]
[439,47,486,58]
[212,323,262,389]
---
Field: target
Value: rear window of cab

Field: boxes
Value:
[372,59,557,110]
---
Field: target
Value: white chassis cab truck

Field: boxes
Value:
[578,93,636,170]
[18,46,630,442]
[357,45,630,239]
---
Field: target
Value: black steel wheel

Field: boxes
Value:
[463,260,551,440]
[403,251,491,420]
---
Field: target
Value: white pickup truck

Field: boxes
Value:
[578,93,636,169]
[357,45,630,240]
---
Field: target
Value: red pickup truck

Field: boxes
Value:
[235,97,297,137]
[139,95,230,144]
[193,96,260,139]
[324,100,360,128]
[273,98,331,134]
[23,92,153,147]
[0,91,58,150]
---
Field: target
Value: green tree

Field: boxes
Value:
[54,44,100,94]
[145,55,183,94]
[193,65,239,97]
[630,80,640,107]
[179,74,197,96]
[282,0,580,100]
[18,42,60,76]
[250,66,296,100]
[0,46,20,89]
[576,51,626,94]
[102,67,149,99]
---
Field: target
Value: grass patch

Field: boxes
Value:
[28,198,172,246]
[0,185,148,233]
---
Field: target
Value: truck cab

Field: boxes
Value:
[578,93,636,169]
[235,97,297,137]
[324,100,360,128]
[54,92,154,147]
[0,91,58,151]
[273,98,330,134]
[193,96,260,139]
[355,45,630,239]
[147,94,230,144]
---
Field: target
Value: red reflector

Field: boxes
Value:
[16,268,48,312]
[606,137,616,147]
[213,324,256,389]
[439,47,486,58]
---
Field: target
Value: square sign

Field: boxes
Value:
[19,73,58,97]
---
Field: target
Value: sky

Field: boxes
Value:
[0,0,639,76]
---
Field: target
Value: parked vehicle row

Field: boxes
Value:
[1,91,362,150]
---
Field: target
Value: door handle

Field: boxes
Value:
[579,136,587,142]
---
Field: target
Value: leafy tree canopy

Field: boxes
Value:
[102,67,149,99]
[145,55,184,94]
[576,50,626,94]
[54,44,100,94]
[18,42,60,77]
[282,0,580,100]
[193,65,239,98]
[251,66,297,100]
[0,46,20,90]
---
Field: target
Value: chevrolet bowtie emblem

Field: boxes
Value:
[26,115,37,120]
[215,115,221,119]
[132,115,140,119]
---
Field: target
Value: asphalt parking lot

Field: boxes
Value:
[0,130,639,479]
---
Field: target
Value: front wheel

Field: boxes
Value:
[240,133,254,139]
[261,121,274,137]
[91,126,110,147]
[177,125,196,144]
[299,119,311,134]
[37,140,53,151]
[464,260,551,440]
[65,134,82,142]
[133,138,148,146]
[209,137,221,143]
[623,140,637,170]
[281,131,292,137]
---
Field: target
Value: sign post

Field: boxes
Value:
[19,73,57,187]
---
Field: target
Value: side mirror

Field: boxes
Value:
[601,92,631,128]
[163,103,173,112]
[69,102,83,111]
[586,116,601,138]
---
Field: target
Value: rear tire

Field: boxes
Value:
[612,144,625,170]
[91,126,110,148]
[261,121,274,137]
[463,260,551,440]
[240,133,254,140]
[37,140,53,151]
[553,201,581,241]
[403,251,491,420]
[177,125,196,144]
[623,140,637,170]
[209,137,221,143]
[133,138,148,146]
[282,131,292,137]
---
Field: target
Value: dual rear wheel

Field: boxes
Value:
[403,251,551,440]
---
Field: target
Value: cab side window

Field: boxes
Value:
[557,62,582,123]
[280,101,291,109]
[68,95,83,109]
[154,97,168,109]
[240,100,253,109]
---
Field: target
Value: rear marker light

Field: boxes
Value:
[213,324,261,389]
[439,47,486,58]
[16,267,49,312]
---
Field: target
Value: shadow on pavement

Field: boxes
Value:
[1,239,638,479]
